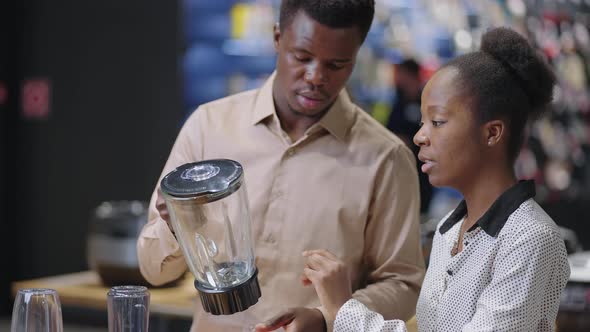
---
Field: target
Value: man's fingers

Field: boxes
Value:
[156,188,171,222]
[305,252,334,271]
[254,324,277,332]
[300,274,312,286]
[303,249,339,261]
[302,267,321,285]
[255,310,296,331]
[254,324,279,332]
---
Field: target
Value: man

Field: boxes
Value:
[137,1,424,331]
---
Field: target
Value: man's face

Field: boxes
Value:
[273,10,363,117]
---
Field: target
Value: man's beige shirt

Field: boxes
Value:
[138,73,425,331]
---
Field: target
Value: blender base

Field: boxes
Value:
[194,268,261,315]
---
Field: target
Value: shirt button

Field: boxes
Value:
[286,148,295,157]
[266,235,276,244]
[273,191,282,199]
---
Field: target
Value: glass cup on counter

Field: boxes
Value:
[11,288,63,332]
[107,285,150,332]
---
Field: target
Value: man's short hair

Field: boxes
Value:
[279,0,375,43]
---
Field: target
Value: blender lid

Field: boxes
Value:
[160,159,243,202]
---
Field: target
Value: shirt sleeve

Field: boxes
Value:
[351,145,425,321]
[137,107,205,286]
[334,299,408,332]
[462,224,570,332]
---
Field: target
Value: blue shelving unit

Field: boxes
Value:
[181,0,278,118]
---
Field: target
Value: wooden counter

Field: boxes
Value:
[11,271,197,319]
[13,272,420,331]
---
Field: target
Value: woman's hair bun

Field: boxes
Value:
[480,27,556,115]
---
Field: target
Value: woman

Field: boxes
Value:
[298,27,570,331]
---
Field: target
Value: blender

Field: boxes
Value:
[160,159,261,315]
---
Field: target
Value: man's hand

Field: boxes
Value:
[301,249,353,322]
[255,307,326,332]
[156,188,174,234]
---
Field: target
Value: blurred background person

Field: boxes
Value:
[386,58,433,214]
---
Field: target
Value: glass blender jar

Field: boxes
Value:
[160,159,261,315]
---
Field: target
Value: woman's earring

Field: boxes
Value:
[488,140,493,146]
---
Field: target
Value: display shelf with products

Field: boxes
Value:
[180,0,590,224]
[181,0,279,119]
[351,0,590,208]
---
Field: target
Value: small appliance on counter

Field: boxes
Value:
[87,200,153,286]
[558,251,590,331]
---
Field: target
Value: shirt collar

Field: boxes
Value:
[251,72,277,125]
[439,180,536,237]
[251,71,356,142]
[314,89,356,141]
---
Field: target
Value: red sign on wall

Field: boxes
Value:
[22,78,51,119]
[0,81,7,106]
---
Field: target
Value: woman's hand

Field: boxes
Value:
[255,307,326,332]
[301,249,353,322]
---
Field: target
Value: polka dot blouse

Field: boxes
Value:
[334,180,570,332]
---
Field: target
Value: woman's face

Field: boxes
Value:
[413,68,488,189]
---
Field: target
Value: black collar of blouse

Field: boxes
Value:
[439,180,536,237]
